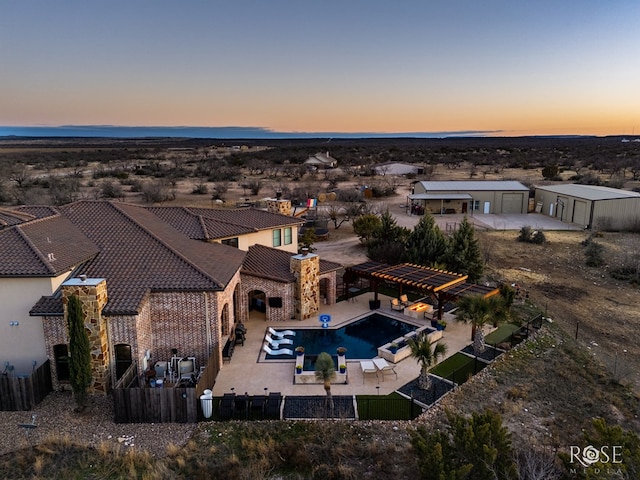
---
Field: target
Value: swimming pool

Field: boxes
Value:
[265,312,418,360]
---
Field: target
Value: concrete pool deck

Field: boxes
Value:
[210,292,480,398]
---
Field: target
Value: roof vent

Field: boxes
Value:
[47,253,56,262]
[301,247,310,256]
[79,274,87,282]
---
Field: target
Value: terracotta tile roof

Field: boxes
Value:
[45,201,247,315]
[242,244,297,282]
[14,206,59,219]
[0,208,37,227]
[147,207,303,240]
[30,294,64,316]
[242,244,342,283]
[0,214,99,276]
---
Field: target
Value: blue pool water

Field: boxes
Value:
[265,312,417,360]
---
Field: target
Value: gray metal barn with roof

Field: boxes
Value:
[409,180,530,215]
[534,184,640,230]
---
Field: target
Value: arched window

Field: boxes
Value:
[53,344,70,381]
[221,303,230,336]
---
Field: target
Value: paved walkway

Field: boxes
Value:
[210,293,476,398]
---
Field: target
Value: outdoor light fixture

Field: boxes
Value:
[9,321,19,326]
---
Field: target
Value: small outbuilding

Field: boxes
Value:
[408,180,530,215]
[534,184,640,230]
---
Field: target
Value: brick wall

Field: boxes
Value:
[239,274,296,323]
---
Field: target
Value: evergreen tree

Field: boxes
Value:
[366,210,409,264]
[67,294,92,410]
[298,227,318,253]
[445,216,483,281]
[404,211,448,267]
[410,410,518,480]
[352,213,381,244]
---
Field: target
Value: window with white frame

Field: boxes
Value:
[284,227,292,245]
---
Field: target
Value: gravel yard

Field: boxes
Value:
[0,391,195,458]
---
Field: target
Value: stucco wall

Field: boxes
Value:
[0,273,70,375]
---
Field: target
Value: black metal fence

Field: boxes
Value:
[204,394,424,422]
[357,396,424,420]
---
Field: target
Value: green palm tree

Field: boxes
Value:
[314,352,337,414]
[455,294,509,355]
[408,335,448,390]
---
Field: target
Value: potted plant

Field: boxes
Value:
[295,346,305,356]
[296,365,303,374]
[389,342,399,354]
[336,347,347,356]
[339,364,346,374]
[437,320,447,331]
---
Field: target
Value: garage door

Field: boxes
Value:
[572,200,588,225]
[501,193,524,214]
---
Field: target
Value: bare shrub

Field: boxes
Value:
[515,449,562,480]
[100,181,124,199]
[141,180,175,203]
[191,181,208,195]
[335,188,363,203]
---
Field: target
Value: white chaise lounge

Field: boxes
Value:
[360,360,378,384]
[373,357,398,381]
[265,333,294,347]
[267,327,296,338]
[263,343,294,356]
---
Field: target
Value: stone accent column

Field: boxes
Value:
[266,198,292,216]
[62,277,110,394]
[290,251,320,320]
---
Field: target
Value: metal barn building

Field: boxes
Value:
[408,181,530,215]
[534,184,640,230]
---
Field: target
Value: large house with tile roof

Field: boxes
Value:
[0,201,341,394]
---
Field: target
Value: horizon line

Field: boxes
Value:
[0,124,622,140]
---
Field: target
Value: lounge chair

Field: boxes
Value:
[373,357,398,381]
[399,294,410,307]
[360,360,379,384]
[390,298,404,311]
[267,327,296,338]
[264,333,294,347]
[262,343,294,356]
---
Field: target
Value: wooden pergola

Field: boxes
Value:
[344,261,499,319]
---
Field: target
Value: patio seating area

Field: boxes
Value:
[210,291,477,398]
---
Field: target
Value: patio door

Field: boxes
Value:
[483,202,491,214]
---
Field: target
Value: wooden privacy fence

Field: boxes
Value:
[196,348,220,397]
[0,360,53,411]
[113,387,198,423]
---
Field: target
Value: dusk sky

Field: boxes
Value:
[2,1,639,137]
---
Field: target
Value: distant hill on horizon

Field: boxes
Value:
[0,125,602,140]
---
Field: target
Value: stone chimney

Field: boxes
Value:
[266,196,292,216]
[290,250,320,320]
[62,277,110,394]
